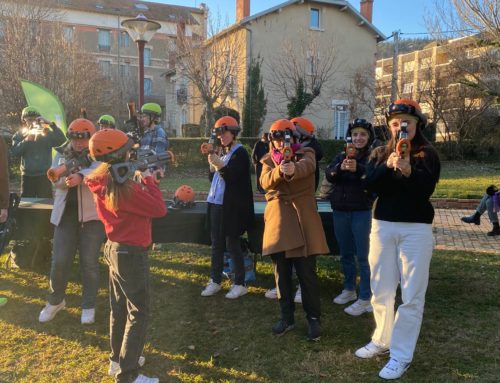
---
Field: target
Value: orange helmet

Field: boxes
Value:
[290,117,315,137]
[269,119,299,140]
[386,98,427,127]
[173,185,195,208]
[214,116,240,135]
[89,128,134,162]
[67,118,97,139]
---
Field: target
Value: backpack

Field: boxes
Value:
[7,238,52,274]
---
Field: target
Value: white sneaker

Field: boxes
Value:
[379,358,410,380]
[355,341,389,359]
[39,300,66,323]
[108,356,146,376]
[81,308,95,324]
[201,280,221,297]
[225,284,248,299]
[132,374,159,383]
[294,286,302,304]
[333,289,357,305]
[344,299,373,316]
[264,287,277,299]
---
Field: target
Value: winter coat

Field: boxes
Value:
[301,137,324,191]
[0,138,9,209]
[325,147,374,211]
[260,147,329,258]
[50,150,100,226]
[10,123,66,176]
[208,146,255,237]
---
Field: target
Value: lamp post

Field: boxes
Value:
[121,14,161,108]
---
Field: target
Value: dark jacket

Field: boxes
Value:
[302,137,323,191]
[365,145,440,224]
[0,138,9,209]
[325,147,374,211]
[209,146,255,237]
[11,122,66,176]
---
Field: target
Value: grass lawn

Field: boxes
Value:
[1,247,498,382]
[160,161,500,200]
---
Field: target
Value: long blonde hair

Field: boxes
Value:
[88,163,134,212]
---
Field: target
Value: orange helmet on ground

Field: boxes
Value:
[173,185,195,208]
[89,128,134,163]
[214,116,240,135]
[386,98,427,127]
[290,117,315,137]
[67,118,97,139]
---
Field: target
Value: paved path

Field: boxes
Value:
[433,208,500,254]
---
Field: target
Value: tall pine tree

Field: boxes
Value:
[242,56,267,137]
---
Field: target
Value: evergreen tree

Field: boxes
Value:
[242,57,267,137]
[287,78,318,118]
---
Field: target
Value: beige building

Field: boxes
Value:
[175,0,385,138]
[375,35,496,138]
[17,0,207,132]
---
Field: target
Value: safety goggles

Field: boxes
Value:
[351,118,371,129]
[387,103,418,116]
[269,130,291,140]
[67,131,91,139]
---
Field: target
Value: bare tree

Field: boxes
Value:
[266,32,341,118]
[176,14,244,136]
[0,0,113,130]
[338,63,377,120]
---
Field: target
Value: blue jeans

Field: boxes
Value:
[332,209,372,300]
[477,194,499,224]
[49,209,105,308]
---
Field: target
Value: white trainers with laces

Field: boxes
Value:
[355,341,389,359]
[264,287,277,299]
[132,374,159,383]
[379,358,410,380]
[225,284,248,299]
[39,300,66,323]
[344,299,373,316]
[294,286,302,304]
[81,308,95,324]
[333,289,357,305]
[108,356,146,376]
[201,280,221,297]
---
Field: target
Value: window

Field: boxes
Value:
[63,26,74,42]
[332,101,350,139]
[98,29,111,51]
[120,64,130,78]
[403,61,414,72]
[310,8,320,29]
[403,83,414,94]
[144,78,152,96]
[0,21,4,40]
[99,60,111,78]
[119,32,130,48]
[306,51,319,75]
[144,48,151,66]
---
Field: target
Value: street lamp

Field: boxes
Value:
[121,14,161,108]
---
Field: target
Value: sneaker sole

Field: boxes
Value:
[333,296,357,305]
[307,335,321,342]
[273,325,295,337]
[344,307,373,316]
[379,363,410,380]
[39,303,66,323]
[355,349,389,359]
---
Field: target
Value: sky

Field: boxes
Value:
[147,0,439,40]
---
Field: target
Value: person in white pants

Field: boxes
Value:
[354,99,441,380]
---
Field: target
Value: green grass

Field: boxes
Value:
[1,247,499,382]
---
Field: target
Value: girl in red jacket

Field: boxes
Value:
[86,129,166,383]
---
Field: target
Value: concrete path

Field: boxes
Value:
[433,208,500,254]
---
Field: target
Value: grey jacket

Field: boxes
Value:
[50,151,100,226]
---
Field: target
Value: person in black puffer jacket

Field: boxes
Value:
[325,118,376,317]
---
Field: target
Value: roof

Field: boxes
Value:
[239,0,385,42]
[46,0,203,25]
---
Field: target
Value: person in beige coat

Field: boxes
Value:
[260,119,329,341]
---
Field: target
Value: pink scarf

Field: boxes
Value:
[271,144,301,164]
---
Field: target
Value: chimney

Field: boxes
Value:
[236,0,250,23]
[360,0,373,23]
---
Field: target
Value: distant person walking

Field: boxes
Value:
[461,185,500,236]
[251,133,269,193]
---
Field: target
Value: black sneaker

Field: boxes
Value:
[272,319,295,336]
[307,318,321,342]
[461,213,480,225]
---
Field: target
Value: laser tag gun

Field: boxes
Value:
[396,122,411,160]
[345,136,357,159]
[123,101,143,147]
[22,120,49,140]
[200,129,217,155]
[110,148,172,184]
[0,193,20,255]
[281,129,293,163]
[47,149,92,183]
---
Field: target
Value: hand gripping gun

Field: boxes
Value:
[47,149,92,183]
[396,122,411,160]
[200,129,217,155]
[109,148,172,184]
